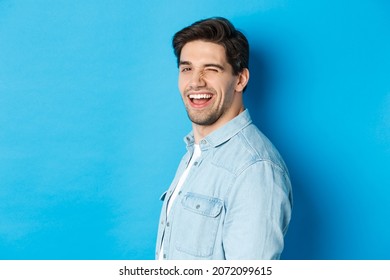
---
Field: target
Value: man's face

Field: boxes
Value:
[178,40,241,127]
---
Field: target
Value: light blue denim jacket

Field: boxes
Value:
[156,110,292,260]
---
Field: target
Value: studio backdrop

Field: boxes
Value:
[0,0,389,259]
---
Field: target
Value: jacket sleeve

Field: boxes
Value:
[222,160,292,259]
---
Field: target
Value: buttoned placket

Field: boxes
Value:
[158,142,208,259]
[157,145,193,259]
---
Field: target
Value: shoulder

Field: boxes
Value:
[211,124,288,176]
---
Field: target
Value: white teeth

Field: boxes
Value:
[189,94,212,99]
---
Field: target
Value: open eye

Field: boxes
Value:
[180,67,192,73]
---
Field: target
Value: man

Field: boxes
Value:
[156,17,292,260]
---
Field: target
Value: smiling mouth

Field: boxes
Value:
[188,93,213,107]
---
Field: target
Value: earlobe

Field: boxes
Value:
[235,68,250,92]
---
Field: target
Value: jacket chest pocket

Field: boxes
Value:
[175,192,224,258]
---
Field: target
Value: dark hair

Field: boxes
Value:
[172,17,249,75]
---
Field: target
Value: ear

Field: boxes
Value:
[234,68,250,92]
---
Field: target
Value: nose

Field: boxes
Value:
[188,69,206,88]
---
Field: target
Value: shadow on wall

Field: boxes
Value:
[244,47,322,259]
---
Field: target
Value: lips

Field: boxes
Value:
[187,93,214,108]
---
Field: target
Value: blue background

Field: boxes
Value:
[1,0,389,260]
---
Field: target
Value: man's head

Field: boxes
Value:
[172,18,250,138]
[173,17,249,76]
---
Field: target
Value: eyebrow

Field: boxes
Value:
[178,61,191,67]
[179,61,225,71]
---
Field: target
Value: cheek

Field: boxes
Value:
[221,81,238,101]
[178,76,187,92]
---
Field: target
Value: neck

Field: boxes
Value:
[193,105,245,143]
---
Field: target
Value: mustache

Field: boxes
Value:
[184,86,216,95]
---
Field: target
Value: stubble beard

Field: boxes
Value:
[185,105,224,126]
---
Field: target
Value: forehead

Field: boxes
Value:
[180,40,228,65]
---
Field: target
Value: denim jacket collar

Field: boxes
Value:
[183,109,253,151]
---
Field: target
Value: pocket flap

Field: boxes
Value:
[181,192,223,217]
